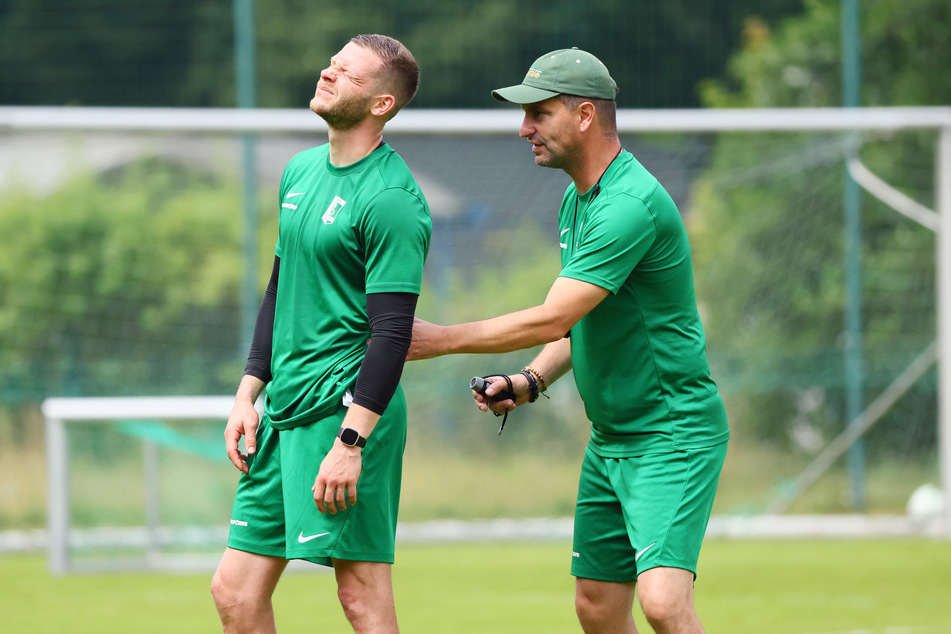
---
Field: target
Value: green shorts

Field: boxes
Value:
[571,440,727,582]
[227,391,407,567]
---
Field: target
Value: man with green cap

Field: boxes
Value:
[409,48,729,633]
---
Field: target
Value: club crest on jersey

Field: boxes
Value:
[322,196,347,225]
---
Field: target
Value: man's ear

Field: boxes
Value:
[371,93,397,118]
[577,101,596,132]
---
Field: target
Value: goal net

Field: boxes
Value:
[2,106,948,573]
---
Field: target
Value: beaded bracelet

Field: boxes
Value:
[522,366,548,393]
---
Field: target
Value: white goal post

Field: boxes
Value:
[42,396,243,575]
[8,105,951,573]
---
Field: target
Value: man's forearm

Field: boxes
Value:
[526,337,573,389]
[235,374,266,405]
[412,276,610,360]
[437,303,572,355]
[339,403,382,440]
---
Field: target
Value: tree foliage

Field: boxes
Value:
[0,159,250,400]
[699,0,950,108]
[689,0,946,453]
[0,0,804,108]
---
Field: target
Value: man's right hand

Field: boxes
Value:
[472,373,530,416]
[224,398,259,474]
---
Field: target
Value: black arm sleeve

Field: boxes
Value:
[351,292,418,415]
[243,255,279,383]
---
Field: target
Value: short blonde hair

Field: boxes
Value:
[350,34,419,115]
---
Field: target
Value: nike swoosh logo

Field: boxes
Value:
[560,228,570,249]
[286,192,307,198]
[298,531,330,543]
[635,542,657,562]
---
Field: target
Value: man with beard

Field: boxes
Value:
[211,34,431,634]
[409,48,728,633]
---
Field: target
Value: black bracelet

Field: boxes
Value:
[519,369,539,403]
[475,373,516,435]
[523,366,548,393]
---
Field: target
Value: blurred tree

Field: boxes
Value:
[0,158,250,400]
[247,0,809,109]
[0,0,223,106]
[0,0,805,108]
[690,0,947,452]
[699,0,949,108]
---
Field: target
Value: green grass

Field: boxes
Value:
[3,538,951,633]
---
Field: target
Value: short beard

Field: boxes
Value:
[311,93,373,131]
[536,138,582,172]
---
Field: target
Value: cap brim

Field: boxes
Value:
[491,84,561,104]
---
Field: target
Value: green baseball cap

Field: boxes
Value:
[492,47,618,104]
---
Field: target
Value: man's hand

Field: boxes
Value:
[313,441,363,514]
[224,399,260,474]
[473,373,531,416]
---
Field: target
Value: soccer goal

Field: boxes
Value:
[3,105,949,574]
[42,396,244,574]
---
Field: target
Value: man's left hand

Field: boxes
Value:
[312,441,363,514]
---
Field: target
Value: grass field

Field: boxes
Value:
[3,538,951,633]
[3,409,948,632]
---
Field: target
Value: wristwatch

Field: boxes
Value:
[337,427,367,448]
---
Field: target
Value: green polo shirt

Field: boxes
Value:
[559,150,729,456]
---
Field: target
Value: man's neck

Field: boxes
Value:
[569,139,622,195]
[326,122,385,167]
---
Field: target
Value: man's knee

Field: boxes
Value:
[337,584,372,623]
[574,583,606,623]
[574,586,594,622]
[337,586,383,624]
[211,569,249,627]
[334,560,397,631]
[212,551,284,623]
[636,567,698,630]
[638,590,684,627]
[211,567,259,616]
[210,568,235,610]
[574,578,636,632]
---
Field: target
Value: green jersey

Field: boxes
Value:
[266,143,431,430]
[558,150,728,457]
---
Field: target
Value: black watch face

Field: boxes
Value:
[340,428,359,446]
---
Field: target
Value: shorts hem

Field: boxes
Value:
[635,560,698,580]
[227,537,287,559]
[571,566,637,584]
[285,548,394,565]
[587,435,730,459]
